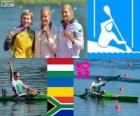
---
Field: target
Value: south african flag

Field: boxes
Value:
[47,58,74,116]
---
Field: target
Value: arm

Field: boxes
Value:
[4,32,15,51]
[45,26,58,53]
[8,61,14,81]
[111,33,126,44]
[64,23,84,50]
[4,39,12,51]
[64,31,76,44]
[22,83,29,90]
[89,82,95,92]
[72,23,84,50]
[101,82,106,86]
[101,19,113,27]
[46,34,57,53]
[34,31,40,58]
[89,85,93,92]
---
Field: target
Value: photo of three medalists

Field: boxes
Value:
[3,4,84,58]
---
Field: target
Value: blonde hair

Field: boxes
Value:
[20,9,33,23]
[61,4,74,19]
[41,6,52,17]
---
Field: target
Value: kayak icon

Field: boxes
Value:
[88,0,140,55]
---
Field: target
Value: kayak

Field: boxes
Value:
[88,40,126,53]
[75,92,138,102]
[0,93,47,101]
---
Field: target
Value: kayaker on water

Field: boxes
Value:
[89,76,106,95]
[8,61,38,97]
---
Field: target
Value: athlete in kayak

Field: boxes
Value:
[98,19,126,48]
[89,76,106,95]
[8,61,38,97]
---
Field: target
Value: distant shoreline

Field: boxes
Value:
[14,0,86,4]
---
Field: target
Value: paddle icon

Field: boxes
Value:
[103,5,132,53]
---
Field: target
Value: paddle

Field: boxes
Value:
[85,75,121,97]
[103,5,132,53]
[106,74,121,82]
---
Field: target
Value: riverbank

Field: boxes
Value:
[14,0,86,4]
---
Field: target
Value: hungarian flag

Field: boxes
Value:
[47,58,74,116]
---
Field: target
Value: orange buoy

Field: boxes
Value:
[120,87,125,93]
[115,104,121,111]
[124,73,128,78]
[128,62,133,67]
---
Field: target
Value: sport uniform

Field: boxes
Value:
[56,19,84,58]
[4,27,35,58]
[91,81,104,94]
[12,79,27,97]
[34,23,57,58]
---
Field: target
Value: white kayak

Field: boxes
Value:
[88,40,126,53]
